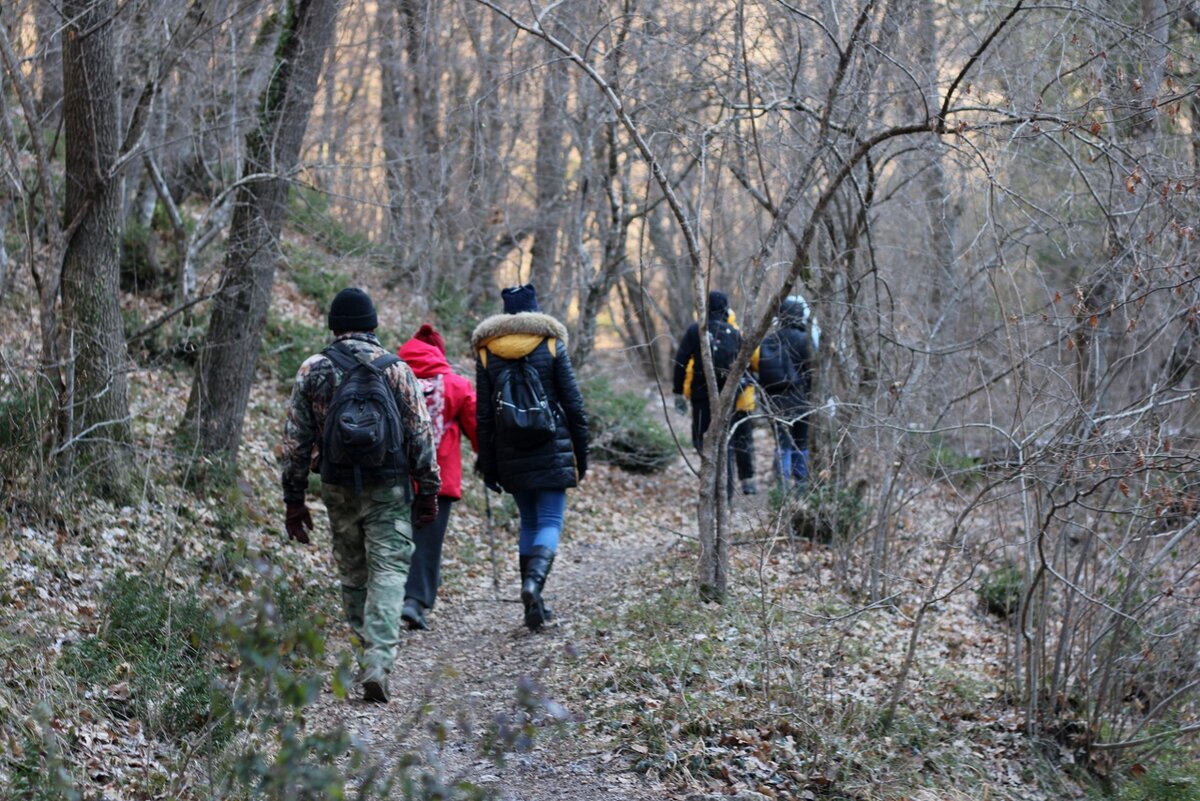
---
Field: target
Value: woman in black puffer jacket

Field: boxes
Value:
[472,284,588,630]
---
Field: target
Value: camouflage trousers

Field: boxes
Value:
[321,482,414,673]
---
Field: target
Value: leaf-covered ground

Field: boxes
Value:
[0,253,1106,800]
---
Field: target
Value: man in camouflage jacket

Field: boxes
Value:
[281,287,440,702]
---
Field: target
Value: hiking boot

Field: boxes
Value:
[520,554,554,625]
[520,546,556,632]
[401,598,429,631]
[742,479,758,495]
[360,665,389,703]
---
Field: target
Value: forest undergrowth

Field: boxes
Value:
[1,245,1197,801]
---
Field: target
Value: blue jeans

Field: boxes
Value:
[774,421,808,485]
[511,489,567,554]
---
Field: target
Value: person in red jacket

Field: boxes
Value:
[397,324,479,630]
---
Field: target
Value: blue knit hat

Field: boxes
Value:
[501,283,540,314]
[707,290,729,314]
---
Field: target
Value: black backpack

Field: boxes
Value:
[493,355,557,448]
[757,332,798,392]
[320,344,409,494]
[705,318,742,388]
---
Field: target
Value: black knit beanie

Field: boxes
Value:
[707,290,729,314]
[328,287,378,331]
[501,283,540,314]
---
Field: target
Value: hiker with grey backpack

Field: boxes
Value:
[471,284,589,631]
[758,296,815,489]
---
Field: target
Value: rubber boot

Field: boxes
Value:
[520,553,554,624]
[520,546,556,631]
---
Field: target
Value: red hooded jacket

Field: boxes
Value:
[399,328,479,500]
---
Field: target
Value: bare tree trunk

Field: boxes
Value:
[35,2,63,127]
[59,0,133,495]
[573,122,628,367]
[379,1,407,246]
[0,20,66,396]
[181,0,342,466]
[0,23,9,300]
[617,271,666,380]
[916,0,955,315]
[0,178,8,300]
[1192,96,1200,174]
[399,0,451,295]
[528,56,568,306]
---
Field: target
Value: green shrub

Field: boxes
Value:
[0,379,53,479]
[284,242,349,309]
[429,277,489,355]
[8,704,80,801]
[1113,762,1200,801]
[790,478,871,543]
[123,302,207,370]
[219,564,398,799]
[926,434,982,486]
[262,314,329,383]
[120,216,177,294]
[287,186,372,256]
[978,564,1022,618]
[59,574,229,743]
[583,377,676,474]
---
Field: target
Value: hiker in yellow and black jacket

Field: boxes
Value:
[472,283,589,631]
[671,290,760,496]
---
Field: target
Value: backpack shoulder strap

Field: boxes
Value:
[322,343,358,372]
[370,353,400,371]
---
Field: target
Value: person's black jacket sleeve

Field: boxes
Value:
[672,322,700,395]
[475,350,497,482]
[553,339,589,474]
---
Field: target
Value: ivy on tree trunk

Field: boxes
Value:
[180,0,343,470]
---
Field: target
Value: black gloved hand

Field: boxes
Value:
[412,494,439,528]
[576,451,588,481]
[285,503,314,544]
[483,477,502,493]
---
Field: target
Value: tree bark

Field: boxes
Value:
[572,123,628,368]
[916,0,956,317]
[181,0,342,465]
[463,10,511,304]
[35,2,63,127]
[528,55,569,308]
[59,0,134,494]
[379,1,407,246]
[0,181,8,300]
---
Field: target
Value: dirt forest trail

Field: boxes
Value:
[305,442,724,801]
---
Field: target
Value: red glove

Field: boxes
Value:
[412,494,438,528]
[285,503,313,544]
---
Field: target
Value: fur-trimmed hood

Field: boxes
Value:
[471,311,569,358]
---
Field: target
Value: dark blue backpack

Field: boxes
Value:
[494,357,557,448]
[757,332,798,392]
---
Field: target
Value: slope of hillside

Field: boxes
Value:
[0,246,1173,801]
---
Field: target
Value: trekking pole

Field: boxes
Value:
[482,480,501,599]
